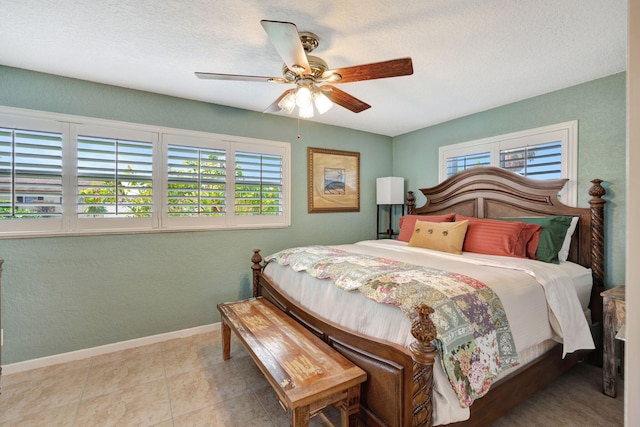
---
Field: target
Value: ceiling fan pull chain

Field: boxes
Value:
[297,115,302,139]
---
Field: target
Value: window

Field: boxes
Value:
[439,121,578,204]
[161,134,289,229]
[77,136,154,218]
[0,128,63,219]
[167,144,226,217]
[0,107,290,237]
[165,136,228,227]
[234,150,284,217]
[445,151,490,176]
[499,141,562,179]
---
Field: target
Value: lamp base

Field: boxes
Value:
[376,204,404,240]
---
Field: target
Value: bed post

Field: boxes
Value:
[588,179,606,323]
[251,249,263,297]
[407,191,416,215]
[410,304,438,427]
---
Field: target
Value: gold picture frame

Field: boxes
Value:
[308,147,360,213]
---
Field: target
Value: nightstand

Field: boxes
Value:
[601,285,625,397]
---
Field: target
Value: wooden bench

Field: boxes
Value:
[218,297,366,427]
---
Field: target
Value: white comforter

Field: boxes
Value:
[263,239,594,425]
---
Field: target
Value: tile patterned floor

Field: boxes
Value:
[0,330,339,426]
[0,329,625,426]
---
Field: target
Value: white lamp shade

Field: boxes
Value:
[277,90,296,114]
[313,91,333,114]
[376,177,404,205]
[295,86,312,108]
[298,103,314,118]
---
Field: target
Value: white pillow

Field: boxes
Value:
[558,216,579,262]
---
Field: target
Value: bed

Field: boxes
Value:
[250,167,607,426]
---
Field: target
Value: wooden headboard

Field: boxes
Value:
[406,167,606,322]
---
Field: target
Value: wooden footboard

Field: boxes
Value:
[252,250,438,426]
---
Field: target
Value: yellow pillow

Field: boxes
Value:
[408,220,469,255]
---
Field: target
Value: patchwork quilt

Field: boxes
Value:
[265,245,519,407]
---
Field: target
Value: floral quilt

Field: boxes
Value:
[265,245,519,407]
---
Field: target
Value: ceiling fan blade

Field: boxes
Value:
[195,72,286,83]
[322,57,413,83]
[320,85,371,113]
[260,20,311,75]
[263,89,294,113]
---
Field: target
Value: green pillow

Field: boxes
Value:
[497,216,573,263]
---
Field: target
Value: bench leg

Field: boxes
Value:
[290,405,310,427]
[221,317,231,361]
[340,384,360,427]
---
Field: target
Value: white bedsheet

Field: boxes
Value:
[263,239,594,425]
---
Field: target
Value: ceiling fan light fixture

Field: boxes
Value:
[298,103,314,118]
[278,91,296,113]
[295,86,312,108]
[313,90,333,114]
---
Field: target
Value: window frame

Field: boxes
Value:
[438,121,578,205]
[72,124,159,232]
[0,114,67,235]
[0,106,291,238]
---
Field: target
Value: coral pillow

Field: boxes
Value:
[408,220,469,255]
[456,215,541,258]
[522,223,542,259]
[398,214,456,242]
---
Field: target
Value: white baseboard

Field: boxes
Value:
[1,322,220,375]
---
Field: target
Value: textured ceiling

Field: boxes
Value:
[0,0,628,137]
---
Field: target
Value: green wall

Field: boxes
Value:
[0,66,393,363]
[0,67,626,364]
[393,72,626,287]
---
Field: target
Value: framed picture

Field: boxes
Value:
[308,147,360,213]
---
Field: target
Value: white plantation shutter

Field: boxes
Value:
[167,145,226,217]
[77,135,153,218]
[499,141,562,179]
[234,151,283,216]
[0,127,63,219]
[445,151,491,177]
[163,135,289,229]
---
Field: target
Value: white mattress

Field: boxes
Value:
[263,239,594,425]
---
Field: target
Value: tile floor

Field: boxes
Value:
[0,329,624,426]
[0,330,340,426]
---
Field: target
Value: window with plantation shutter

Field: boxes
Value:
[499,141,562,179]
[0,107,290,237]
[163,135,289,229]
[77,135,153,218]
[0,126,63,225]
[439,121,578,205]
[167,144,226,217]
[235,151,283,216]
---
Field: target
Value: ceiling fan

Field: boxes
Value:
[195,20,414,119]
